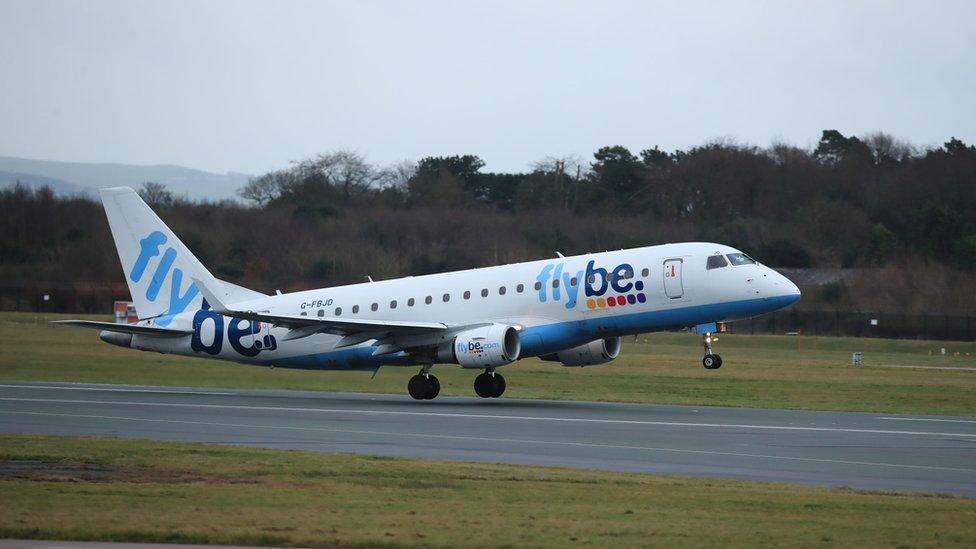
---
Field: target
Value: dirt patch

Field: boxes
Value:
[0,459,313,487]
[0,460,118,482]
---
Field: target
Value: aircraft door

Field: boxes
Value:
[663,259,683,299]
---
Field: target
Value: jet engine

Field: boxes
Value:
[541,336,622,367]
[435,324,521,368]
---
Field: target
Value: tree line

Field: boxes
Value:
[1,130,974,314]
[236,130,976,271]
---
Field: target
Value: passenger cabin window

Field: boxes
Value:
[499,286,506,295]
[335,307,342,316]
[463,290,471,299]
[481,288,489,297]
[407,298,415,307]
[371,303,378,311]
[517,283,524,293]
[706,255,729,270]
[570,277,577,286]
[390,300,397,309]
[317,309,324,317]
[641,268,649,277]
[425,296,432,305]
[726,253,756,266]
[552,279,559,288]
[352,305,359,314]
[443,293,450,302]
[534,281,542,291]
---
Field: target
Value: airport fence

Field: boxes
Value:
[733,310,976,342]
[1,283,974,341]
[0,283,130,315]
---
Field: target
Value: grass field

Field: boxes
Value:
[1,434,974,547]
[2,311,974,415]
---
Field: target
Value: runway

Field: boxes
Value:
[1,381,974,497]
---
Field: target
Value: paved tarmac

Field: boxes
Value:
[1,381,974,496]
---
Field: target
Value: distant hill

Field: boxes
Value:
[0,156,252,201]
[0,170,89,196]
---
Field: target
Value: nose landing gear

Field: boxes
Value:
[474,369,506,398]
[702,332,723,370]
[408,366,440,400]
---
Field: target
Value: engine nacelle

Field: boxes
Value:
[541,337,622,367]
[435,324,521,368]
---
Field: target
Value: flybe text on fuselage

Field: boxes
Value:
[190,300,278,358]
[535,260,648,310]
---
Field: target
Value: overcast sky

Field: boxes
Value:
[1,0,974,175]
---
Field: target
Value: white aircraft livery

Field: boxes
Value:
[59,187,801,400]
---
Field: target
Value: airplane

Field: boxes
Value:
[58,187,801,400]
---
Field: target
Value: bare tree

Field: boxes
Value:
[378,159,417,190]
[863,132,916,164]
[531,155,583,210]
[766,140,812,165]
[294,150,384,203]
[239,170,292,206]
[138,182,175,207]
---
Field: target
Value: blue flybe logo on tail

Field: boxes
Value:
[537,260,647,309]
[130,230,199,326]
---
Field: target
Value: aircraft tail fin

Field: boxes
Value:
[99,187,217,326]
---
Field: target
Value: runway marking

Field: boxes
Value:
[0,384,235,396]
[877,417,976,424]
[3,410,974,474]
[3,397,976,438]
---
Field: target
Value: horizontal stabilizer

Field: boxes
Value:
[217,278,268,301]
[52,320,192,337]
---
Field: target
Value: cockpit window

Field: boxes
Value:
[706,255,729,269]
[726,253,756,266]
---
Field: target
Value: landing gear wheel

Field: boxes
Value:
[408,374,428,400]
[408,374,440,400]
[427,375,440,399]
[474,372,494,398]
[474,372,506,398]
[700,330,723,370]
[492,373,506,398]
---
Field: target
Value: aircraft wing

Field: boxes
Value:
[192,277,449,342]
[231,311,447,334]
[52,320,193,337]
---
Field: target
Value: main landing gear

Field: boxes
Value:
[407,367,507,400]
[702,332,723,370]
[408,366,440,400]
[474,369,506,398]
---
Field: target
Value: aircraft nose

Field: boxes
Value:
[786,278,801,303]
[777,272,801,304]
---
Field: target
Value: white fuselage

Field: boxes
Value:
[129,242,800,371]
